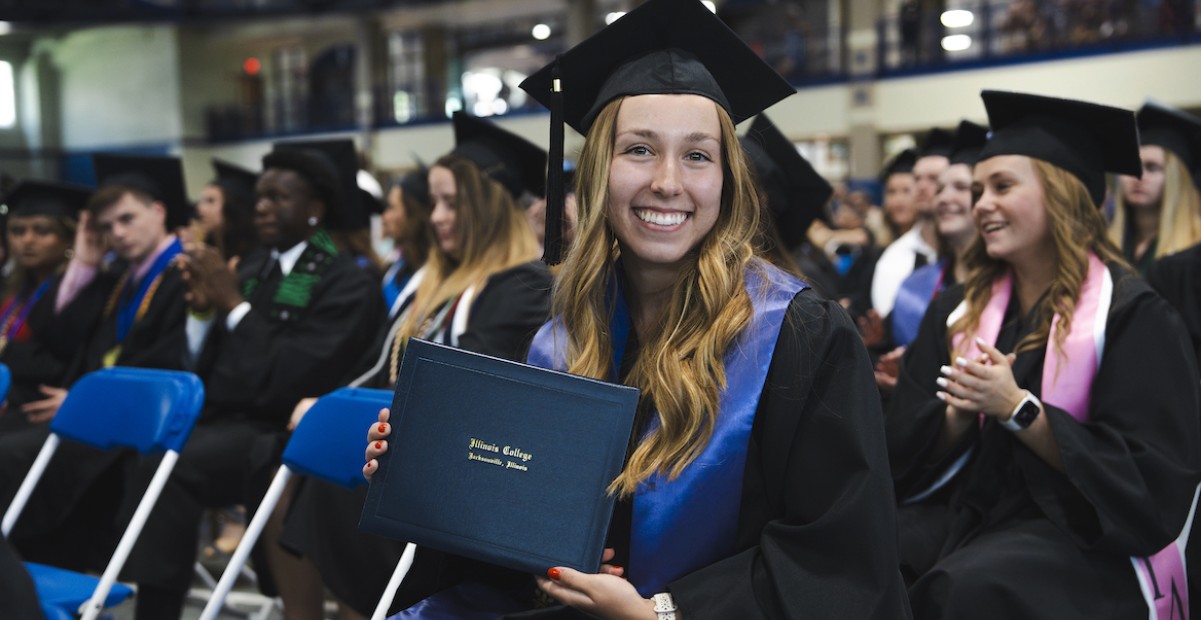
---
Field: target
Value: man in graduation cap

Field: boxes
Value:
[25,154,193,419]
[118,139,387,620]
[870,128,952,317]
[0,155,194,574]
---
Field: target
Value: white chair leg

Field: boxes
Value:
[2,434,60,538]
[80,450,180,620]
[372,542,417,620]
[199,467,292,620]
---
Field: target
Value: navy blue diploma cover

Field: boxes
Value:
[359,338,639,575]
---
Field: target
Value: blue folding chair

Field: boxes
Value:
[0,362,11,403]
[199,386,395,620]
[1,367,205,620]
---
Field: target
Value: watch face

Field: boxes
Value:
[1013,400,1040,428]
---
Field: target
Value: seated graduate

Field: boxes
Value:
[0,180,92,429]
[117,140,387,620]
[274,113,552,619]
[197,159,259,262]
[366,0,911,617]
[380,168,433,312]
[876,121,988,392]
[1109,101,1201,276]
[886,91,1201,619]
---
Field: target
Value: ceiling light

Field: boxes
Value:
[940,10,974,28]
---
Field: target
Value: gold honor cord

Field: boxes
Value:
[101,271,166,368]
[387,294,463,384]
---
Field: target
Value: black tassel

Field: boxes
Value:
[543,55,565,265]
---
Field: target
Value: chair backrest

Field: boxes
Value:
[283,387,393,488]
[0,363,10,403]
[49,367,205,454]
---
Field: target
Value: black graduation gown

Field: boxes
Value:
[0,276,100,419]
[280,259,554,616]
[387,289,911,619]
[1145,241,1201,616]
[68,264,190,379]
[887,265,1201,619]
[120,246,389,596]
[0,537,42,620]
[1147,242,1201,366]
[0,262,189,569]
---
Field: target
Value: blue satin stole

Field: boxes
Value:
[393,260,806,619]
[528,259,806,596]
[890,259,946,348]
[117,237,183,342]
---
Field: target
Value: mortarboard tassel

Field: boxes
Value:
[542,56,565,265]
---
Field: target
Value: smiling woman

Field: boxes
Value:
[365,0,911,618]
[888,91,1201,620]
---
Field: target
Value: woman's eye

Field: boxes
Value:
[685,151,711,162]
[625,145,651,156]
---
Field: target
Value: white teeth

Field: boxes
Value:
[634,209,687,226]
[983,222,1005,233]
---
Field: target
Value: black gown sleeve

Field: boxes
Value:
[1146,244,1201,368]
[668,291,912,619]
[1022,277,1201,555]
[201,258,388,426]
[885,285,976,498]
[457,261,553,361]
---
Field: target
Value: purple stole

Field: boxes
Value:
[390,260,806,619]
[891,260,947,348]
[951,253,1192,620]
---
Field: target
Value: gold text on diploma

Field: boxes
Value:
[467,436,533,472]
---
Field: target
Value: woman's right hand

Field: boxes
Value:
[363,408,391,481]
[73,211,106,267]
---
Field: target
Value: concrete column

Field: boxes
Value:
[566,0,598,46]
[844,0,884,180]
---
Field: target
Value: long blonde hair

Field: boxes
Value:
[1109,148,1201,259]
[554,96,760,498]
[397,155,540,341]
[950,159,1125,359]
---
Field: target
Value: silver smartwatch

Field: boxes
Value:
[1000,390,1041,432]
[652,592,677,620]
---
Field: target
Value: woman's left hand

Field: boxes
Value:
[537,549,655,619]
[936,337,1025,420]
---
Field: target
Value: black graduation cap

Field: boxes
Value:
[263,139,366,231]
[978,90,1142,207]
[879,148,917,184]
[519,0,795,263]
[92,153,191,229]
[918,127,955,159]
[451,111,547,200]
[211,159,258,214]
[1137,100,1201,186]
[741,114,832,248]
[2,179,92,220]
[948,120,990,166]
[397,165,430,208]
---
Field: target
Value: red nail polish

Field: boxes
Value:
[547,567,561,581]
[374,441,382,450]
[612,565,623,571]
[378,424,387,433]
